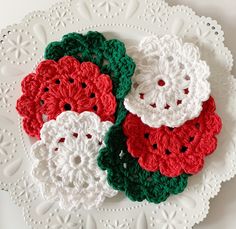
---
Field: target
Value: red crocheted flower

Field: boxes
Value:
[16,56,116,139]
[123,97,222,177]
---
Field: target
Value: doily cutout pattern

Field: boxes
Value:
[0,0,235,228]
[124,35,211,128]
[16,56,116,139]
[31,111,117,211]
[123,96,222,177]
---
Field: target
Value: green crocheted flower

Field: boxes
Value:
[97,124,189,203]
[44,31,135,125]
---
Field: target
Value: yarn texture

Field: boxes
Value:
[45,31,136,125]
[31,111,117,211]
[16,56,116,138]
[123,97,222,177]
[124,35,210,128]
[97,125,189,203]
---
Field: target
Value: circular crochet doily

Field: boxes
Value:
[0,0,235,228]
[124,35,210,128]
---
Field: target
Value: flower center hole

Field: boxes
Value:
[74,156,81,165]
[158,79,165,87]
[68,77,74,83]
[64,103,71,111]
[165,149,171,155]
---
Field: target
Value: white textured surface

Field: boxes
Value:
[125,35,210,128]
[0,0,235,228]
[31,111,116,211]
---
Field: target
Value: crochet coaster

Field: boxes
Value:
[16,56,116,139]
[124,35,210,128]
[45,31,136,125]
[31,111,117,211]
[123,97,222,177]
[97,124,189,203]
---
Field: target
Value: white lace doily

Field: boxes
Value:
[0,0,235,228]
[124,35,210,128]
[31,111,116,211]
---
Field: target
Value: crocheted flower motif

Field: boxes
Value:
[97,126,189,204]
[31,111,117,210]
[45,31,136,125]
[124,35,210,128]
[16,56,116,138]
[123,97,222,177]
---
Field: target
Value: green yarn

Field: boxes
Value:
[44,31,135,125]
[97,124,189,203]
[45,31,188,203]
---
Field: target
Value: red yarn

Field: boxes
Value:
[123,97,222,177]
[17,56,116,139]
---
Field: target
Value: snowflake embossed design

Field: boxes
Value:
[52,215,78,229]
[156,210,182,229]
[52,11,71,28]
[6,34,30,59]
[0,133,10,156]
[107,220,126,229]
[16,180,35,199]
[98,0,119,13]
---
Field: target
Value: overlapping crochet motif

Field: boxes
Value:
[125,35,210,128]
[45,31,136,125]
[97,124,189,203]
[16,56,116,138]
[31,111,117,210]
[123,97,222,177]
[15,31,223,208]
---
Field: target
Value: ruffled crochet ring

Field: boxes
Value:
[31,111,117,210]
[97,124,189,203]
[16,56,116,139]
[123,97,222,177]
[125,35,210,128]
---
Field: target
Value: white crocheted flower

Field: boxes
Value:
[125,35,210,128]
[31,111,117,211]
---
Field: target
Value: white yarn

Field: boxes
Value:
[31,111,117,211]
[124,35,211,128]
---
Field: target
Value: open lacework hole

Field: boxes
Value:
[86,134,92,139]
[152,144,158,149]
[44,87,49,92]
[58,138,65,143]
[147,176,152,181]
[168,127,174,131]
[144,133,149,139]
[68,77,74,83]
[78,53,82,58]
[179,63,185,69]
[133,83,139,89]
[195,123,200,129]
[189,136,194,142]
[42,114,48,122]
[177,100,182,105]
[165,149,171,155]
[139,93,144,99]
[90,93,95,98]
[103,59,109,66]
[68,182,75,188]
[55,79,60,84]
[93,105,98,111]
[158,79,165,87]
[185,75,190,81]
[98,141,102,145]
[164,104,170,110]
[184,88,189,94]
[81,82,87,88]
[180,146,188,153]
[73,133,78,138]
[64,103,71,111]
[150,103,156,108]
[83,182,89,188]
[40,100,44,106]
